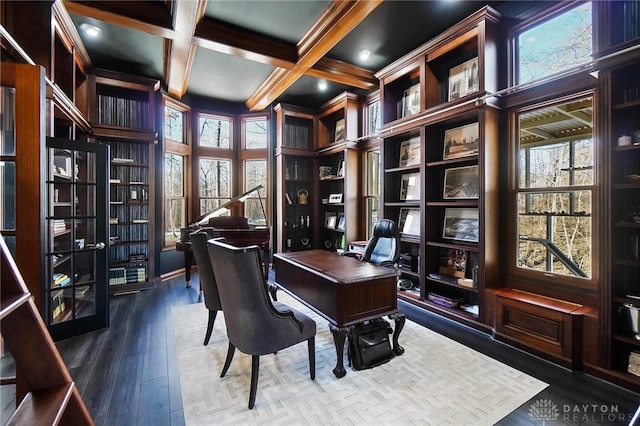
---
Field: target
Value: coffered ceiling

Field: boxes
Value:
[62,0,541,111]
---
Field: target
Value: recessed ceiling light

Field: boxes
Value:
[358,49,371,61]
[80,23,102,38]
[318,80,328,91]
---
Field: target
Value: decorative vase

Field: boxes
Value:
[297,189,308,204]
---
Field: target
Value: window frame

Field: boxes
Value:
[507,90,599,290]
[162,96,190,249]
[240,113,269,224]
[508,1,594,89]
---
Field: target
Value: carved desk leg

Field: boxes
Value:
[389,312,405,355]
[329,324,348,378]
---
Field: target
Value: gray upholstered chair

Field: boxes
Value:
[207,239,316,409]
[190,228,222,345]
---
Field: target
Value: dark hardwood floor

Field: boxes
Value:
[2,271,639,425]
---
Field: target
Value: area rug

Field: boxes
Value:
[172,293,547,425]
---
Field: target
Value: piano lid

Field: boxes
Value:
[189,184,266,227]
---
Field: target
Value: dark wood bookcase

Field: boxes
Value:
[88,70,159,294]
[376,6,500,330]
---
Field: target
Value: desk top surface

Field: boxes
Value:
[274,250,397,284]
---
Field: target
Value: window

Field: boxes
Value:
[514,95,595,284]
[163,99,190,247]
[244,117,267,149]
[365,150,381,239]
[244,160,267,225]
[165,153,185,244]
[199,114,231,148]
[164,104,184,144]
[199,158,231,215]
[516,2,592,84]
[368,100,381,135]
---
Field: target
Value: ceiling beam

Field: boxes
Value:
[194,17,377,90]
[246,0,383,111]
[63,1,175,39]
[165,0,206,99]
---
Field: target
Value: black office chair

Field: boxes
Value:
[345,219,401,268]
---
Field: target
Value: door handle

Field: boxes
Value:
[95,242,106,250]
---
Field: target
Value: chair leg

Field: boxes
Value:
[220,342,235,378]
[308,337,315,380]
[249,355,260,409]
[203,310,218,345]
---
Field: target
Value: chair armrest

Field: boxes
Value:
[273,306,303,332]
[375,260,397,269]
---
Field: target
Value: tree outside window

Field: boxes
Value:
[165,153,185,244]
[199,158,231,215]
[245,118,267,149]
[244,160,267,225]
[199,115,231,148]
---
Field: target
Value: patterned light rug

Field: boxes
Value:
[172,293,547,425]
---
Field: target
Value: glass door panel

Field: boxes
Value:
[46,137,109,339]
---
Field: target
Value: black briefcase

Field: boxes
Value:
[347,318,394,370]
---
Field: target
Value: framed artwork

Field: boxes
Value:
[443,122,479,160]
[402,83,420,118]
[328,193,343,204]
[439,248,467,278]
[335,118,345,142]
[448,57,479,101]
[442,208,479,242]
[443,165,479,199]
[400,172,420,200]
[398,208,420,236]
[319,166,333,180]
[336,213,345,231]
[337,159,344,177]
[325,212,337,229]
[399,137,421,168]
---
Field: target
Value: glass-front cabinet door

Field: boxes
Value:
[46,136,109,340]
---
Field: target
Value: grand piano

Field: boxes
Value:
[176,185,270,287]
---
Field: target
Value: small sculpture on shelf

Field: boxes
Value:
[297,189,308,204]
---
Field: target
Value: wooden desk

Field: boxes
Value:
[273,250,405,378]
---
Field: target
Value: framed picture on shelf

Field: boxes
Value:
[443,122,479,160]
[400,172,420,200]
[448,57,479,101]
[325,212,337,229]
[443,165,479,199]
[337,159,345,177]
[336,213,345,231]
[402,83,420,118]
[443,208,479,242]
[398,208,420,236]
[328,193,343,204]
[399,137,421,168]
[439,248,467,278]
[335,118,346,142]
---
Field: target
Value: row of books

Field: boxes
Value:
[109,266,147,285]
[98,95,150,129]
[109,141,149,164]
[284,123,311,149]
[427,292,464,308]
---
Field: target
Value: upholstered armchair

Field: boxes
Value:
[189,229,223,345]
[207,239,316,409]
[345,219,401,268]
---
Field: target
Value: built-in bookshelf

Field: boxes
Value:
[107,139,155,293]
[376,6,500,329]
[274,104,316,252]
[605,59,640,388]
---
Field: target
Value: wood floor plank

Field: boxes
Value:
[104,353,144,425]
[141,320,168,382]
[138,376,171,426]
